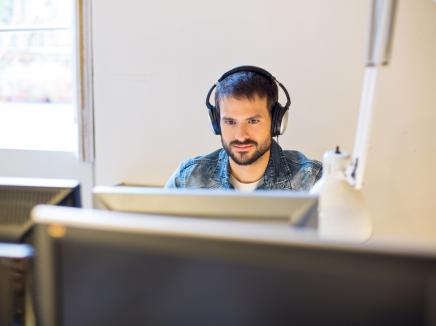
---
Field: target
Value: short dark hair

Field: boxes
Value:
[214,71,278,114]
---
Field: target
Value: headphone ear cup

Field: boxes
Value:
[279,109,289,135]
[271,103,288,137]
[271,103,280,137]
[208,107,221,135]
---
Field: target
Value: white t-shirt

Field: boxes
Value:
[230,175,262,192]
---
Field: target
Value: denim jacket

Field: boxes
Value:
[165,140,322,191]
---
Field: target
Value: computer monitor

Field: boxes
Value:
[32,205,436,326]
[93,186,318,227]
[0,177,81,242]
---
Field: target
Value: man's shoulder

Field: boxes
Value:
[165,148,225,189]
[268,146,322,191]
[281,149,322,171]
[178,148,223,172]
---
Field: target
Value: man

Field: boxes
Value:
[166,66,322,191]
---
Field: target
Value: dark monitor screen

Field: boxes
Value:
[0,177,81,242]
[32,206,436,326]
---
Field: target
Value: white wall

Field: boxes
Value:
[92,0,436,238]
[363,0,436,240]
[92,0,367,185]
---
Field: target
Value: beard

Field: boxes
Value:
[221,137,271,166]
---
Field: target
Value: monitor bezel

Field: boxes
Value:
[93,186,318,226]
[0,177,81,242]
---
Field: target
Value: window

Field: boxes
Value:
[0,0,78,152]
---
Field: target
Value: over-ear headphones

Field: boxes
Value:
[205,65,291,137]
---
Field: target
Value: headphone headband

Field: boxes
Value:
[217,65,276,83]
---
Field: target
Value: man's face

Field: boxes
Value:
[219,94,272,166]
